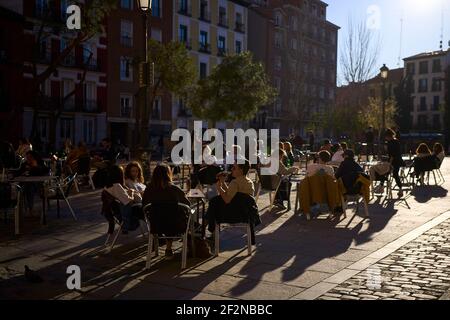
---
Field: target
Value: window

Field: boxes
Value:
[199,62,207,79]
[199,31,209,51]
[120,95,133,117]
[419,61,428,74]
[418,115,427,128]
[200,0,209,21]
[60,118,73,141]
[274,56,281,70]
[120,57,133,81]
[274,77,281,92]
[432,59,441,73]
[433,115,441,129]
[151,97,162,120]
[420,97,427,111]
[219,7,227,26]
[84,82,96,111]
[61,79,75,110]
[83,119,95,144]
[120,0,132,9]
[406,62,415,75]
[291,39,297,50]
[38,118,49,142]
[275,33,282,48]
[433,96,440,110]
[432,78,442,91]
[275,12,282,26]
[235,12,244,32]
[61,0,69,20]
[152,0,161,17]
[418,79,428,93]
[120,20,133,47]
[179,24,188,43]
[235,40,242,54]
[291,16,298,30]
[218,36,226,55]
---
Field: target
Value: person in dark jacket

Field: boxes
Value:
[335,150,364,193]
[142,164,190,258]
[385,128,405,197]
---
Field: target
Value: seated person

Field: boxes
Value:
[143,164,190,258]
[274,149,299,208]
[331,143,346,164]
[15,150,49,216]
[319,140,333,153]
[433,143,445,164]
[16,138,32,159]
[206,161,254,232]
[415,143,432,159]
[283,142,296,167]
[335,150,364,194]
[125,161,146,194]
[105,165,142,234]
[306,150,334,177]
[66,141,89,174]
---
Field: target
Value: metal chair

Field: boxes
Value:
[45,174,78,220]
[255,171,282,210]
[214,222,253,257]
[143,203,197,270]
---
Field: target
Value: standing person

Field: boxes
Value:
[308,131,315,152]
[365,127,374,156]
[385,129,405,197]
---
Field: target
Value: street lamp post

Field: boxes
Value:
[137,0,152,150]
[379,64,389,158]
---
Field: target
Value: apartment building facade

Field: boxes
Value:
[248,0,339,138]
[404,49,450,132]
[173,0,249,131]
[106,0,173,148]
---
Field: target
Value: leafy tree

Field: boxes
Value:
[188,52,277,126]
[136,40,197,149]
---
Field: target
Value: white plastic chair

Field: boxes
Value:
[214,222,253,257]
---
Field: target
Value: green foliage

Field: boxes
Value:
[147,39,197,96]
[394,75,414,133]
[188,52,277,123]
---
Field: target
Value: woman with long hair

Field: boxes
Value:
[433,143,445,163]
[415,143,431,158]
[124,161,146,194]
[142,164,190,257]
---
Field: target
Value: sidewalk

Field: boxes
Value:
[0,159,449,300]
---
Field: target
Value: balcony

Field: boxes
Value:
[177,3,192,16]
[121,36,133,48]
[198,42,211,54]
[82,99,99,113]
[199,10,211,22]
[218,16,228,28]
[217,47,227,57]
[235,22,245,33]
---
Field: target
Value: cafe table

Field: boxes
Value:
[9,175,58,235]
[185,188,207,238]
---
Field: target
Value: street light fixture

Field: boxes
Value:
[136,0,152,150]
[379,64,389,158]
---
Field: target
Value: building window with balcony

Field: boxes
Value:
[218,36,226,56]
[60,118,73,141]
[433,96,440,111]
[120,95,133,118]
[433,115,441,129]
[274,56,281,71]
[120,57,133,81]
[200,0,210,21]
[219,7,227,27]
[151,97,162,120]
[419,96,427,111]
[418,79,428,93]
[235,40,242,54]
[121,0,132,9]
[120,20,133,47]
[199,31,209,53]
[274,12,282,26]
[82,119,95,145]
[236,13,244,33]
[83,82,97,112]
[199,62,207,79]
[432,59,441,73]
[152,0,161,17]
[178,0,190,15]
[61,79,75,111]
[275,33,282,48]
[60,39,75,66]
[179,24,189,48]
[406,62,415,75]
[432,78,442,92]
[419,61,429,74]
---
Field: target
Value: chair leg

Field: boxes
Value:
[89,175,95,190]
[56,199,60,218]
[190,219,196,258]
[74,180,80,193]
[63,194,77,221]
[109,223,122,252]
[432,171,437,185]
[246,224,252,256]
[154,236,159,257]
[182,232,188,269]
[269,192,273,209]
[146,234,154,269]
[214,224,220,257]
[139,221,146,239]
[104,233,111,246]
[363,198,369,217]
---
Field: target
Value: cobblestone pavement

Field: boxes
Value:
[319,219,450,300]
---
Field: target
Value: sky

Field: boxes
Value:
[326,0,450,83]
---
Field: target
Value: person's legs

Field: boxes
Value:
[393,165,403,196]
[120,203,133,233]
